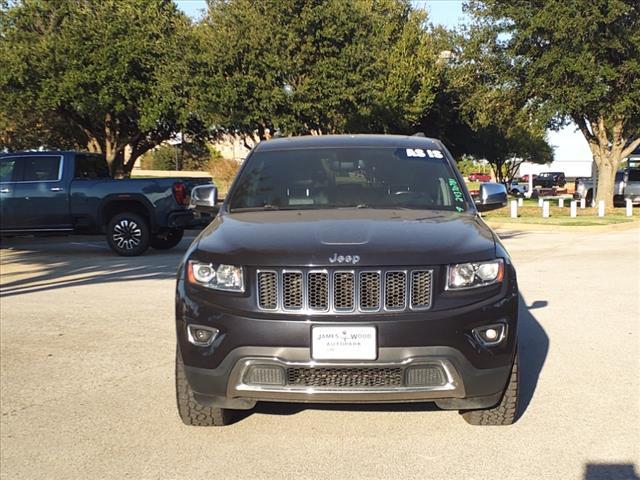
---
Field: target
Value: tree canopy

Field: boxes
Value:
[465,0,640,205]
[0,0,199,176]
[192,0,443,142]
[0,0,565,181]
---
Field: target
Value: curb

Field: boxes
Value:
[485,220,640,232]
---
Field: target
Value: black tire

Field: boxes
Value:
[106,212,150,256]
[461,351,519,426]
[585,189,593,206]
[150,228,184,250]
[175,348,235,426]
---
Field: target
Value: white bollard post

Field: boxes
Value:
[580,198,586,209]
[598,200,605,217]
[570,201,577,218]
[510,200,518,218]
[538,197,544,207]
[542,201,550,218]
[558,198,564,208]
[518,197,523,207]
[626,199,633,217]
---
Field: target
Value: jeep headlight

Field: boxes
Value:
[446,259,504,290]
[187,261,244,292]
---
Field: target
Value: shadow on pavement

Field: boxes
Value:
[0,236,191,298]
[517,295,550,420]
[246,294,549,423]
[583,464,639,480]
[493,230,532,241]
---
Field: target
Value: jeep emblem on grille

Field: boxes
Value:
[329,253,360,264]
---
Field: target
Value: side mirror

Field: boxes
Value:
[476,182,507,212]
[189,184,218,213]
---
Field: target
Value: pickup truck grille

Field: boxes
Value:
[256,268,433,313]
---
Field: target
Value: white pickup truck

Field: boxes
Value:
[574,167,640,206]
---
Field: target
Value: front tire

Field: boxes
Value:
[461,351,519,426]
[175,348,235,426]
[150,228,184,250]
[106,212,150,256]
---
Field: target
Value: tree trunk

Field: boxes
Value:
[111,150,127,179]
[574,115,640,209]
[593,157,616,208]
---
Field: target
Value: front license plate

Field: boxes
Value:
[311,326,377,360]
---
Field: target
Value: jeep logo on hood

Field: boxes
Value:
[329,253,360,264]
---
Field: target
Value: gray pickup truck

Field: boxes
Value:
[574,167,640,206]
[0,151,213,255]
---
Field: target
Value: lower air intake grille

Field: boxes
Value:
[286,367,403,388]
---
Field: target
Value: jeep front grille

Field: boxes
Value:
[385,271,407,310]
[333,271,355,311]
[307,271,329,311]
[256,268,433,313]
[282,271,303,310]
[257,271,278,310]
[359,271,381,311]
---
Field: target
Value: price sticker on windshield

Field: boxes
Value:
[405,148,443,158]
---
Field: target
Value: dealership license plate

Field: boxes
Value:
[311,326,377,360]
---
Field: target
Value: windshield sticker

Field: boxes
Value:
[448,178,465,212]
[405,148,443,159]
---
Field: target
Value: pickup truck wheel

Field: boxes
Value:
[150,228,184,250]
[460,350,519,426]
[175,348,235,426]
[106,212,150,256]
[586,189,593,206]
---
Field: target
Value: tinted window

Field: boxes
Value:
[74,154,110,179]
[22,156,61,181]
[229,147,468,212]
[628,169,640,182]
[0,158,17,182]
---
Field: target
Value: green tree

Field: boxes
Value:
[141,141,215,171]
[194,0,437,141]
[469,126,553,184]
[466,0,640,206]
[0,0,200,177]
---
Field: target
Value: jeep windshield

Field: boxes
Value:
[227,147,469,212]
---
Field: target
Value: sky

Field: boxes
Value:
[174,0,592,163]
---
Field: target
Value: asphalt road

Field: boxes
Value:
[1,227,639,480]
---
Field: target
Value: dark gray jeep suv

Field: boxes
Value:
[175,135,518,426]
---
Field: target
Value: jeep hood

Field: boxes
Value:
[194,209,497,267]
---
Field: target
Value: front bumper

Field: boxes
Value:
[183,345,511,410]
[167,210,212,229]
[176,273,518,411]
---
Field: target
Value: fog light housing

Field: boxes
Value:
[472,323,507,347]
[187,324,219,347]
[243,365,285,386]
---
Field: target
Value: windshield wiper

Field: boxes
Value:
[229,204,285,212]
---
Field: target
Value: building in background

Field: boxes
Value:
[518,159,592,179]
[210,134,251,163]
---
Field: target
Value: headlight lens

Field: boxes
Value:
[447,259,504,290]
[187,261,244,292]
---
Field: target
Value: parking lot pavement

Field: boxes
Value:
[1,228,639,480]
